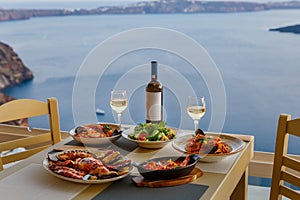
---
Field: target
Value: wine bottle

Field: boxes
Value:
[146,61,163,123]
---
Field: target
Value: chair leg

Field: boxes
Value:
[0,158,4,171]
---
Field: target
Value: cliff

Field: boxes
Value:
[0,9,31,21]
[99,1,268,14]
[0,41,33,126]
[0,42,33,90]
[1,0,300,21]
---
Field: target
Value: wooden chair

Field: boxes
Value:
[270,114,300,200]
[0,98,61,170]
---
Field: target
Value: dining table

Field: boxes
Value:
[0,124,254,200]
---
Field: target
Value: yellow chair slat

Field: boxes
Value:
[1,145,50,165]
[0,133,52,152]
[0,99,48,122]
[279,185,300,200]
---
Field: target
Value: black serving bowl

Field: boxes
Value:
[133,154,200,180]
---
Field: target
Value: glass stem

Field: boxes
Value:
[194,120,199,131]
[117,113,122,129]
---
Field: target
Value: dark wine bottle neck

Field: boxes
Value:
[151,61,158,80]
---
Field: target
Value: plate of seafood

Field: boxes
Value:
[122,122,177,149]
[43,149,132,184]
[172,129,245,162]
[69,123,122,145]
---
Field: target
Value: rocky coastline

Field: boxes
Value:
[0,41,33,125]
[0,42,33,91]
[0,0,300,22]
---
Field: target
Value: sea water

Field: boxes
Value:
[1,10,300,156]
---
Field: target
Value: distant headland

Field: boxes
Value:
[270,24,300,34]
[1,0,300,22]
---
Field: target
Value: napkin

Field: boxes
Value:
[0,164,88,200]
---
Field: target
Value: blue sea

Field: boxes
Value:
[1,6,300,157]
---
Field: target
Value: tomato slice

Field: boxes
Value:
[107,130,114,137]
[138,133,147,141]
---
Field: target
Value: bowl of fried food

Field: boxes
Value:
[133,154,200,180]
[70,123,122,145]
[122,122,176,149]
[173,129,246,162]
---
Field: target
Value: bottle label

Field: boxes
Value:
[146,92,162,121]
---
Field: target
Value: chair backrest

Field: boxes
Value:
[0,98,61,170]
[270,114,300,200]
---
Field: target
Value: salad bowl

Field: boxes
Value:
[121,122,176,149]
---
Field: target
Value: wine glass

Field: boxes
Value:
[110,90,128,129]
[187,96,206,131]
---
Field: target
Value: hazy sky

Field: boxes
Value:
[0,0,290,3]
[0,0,140,2]
[0,0,141,3]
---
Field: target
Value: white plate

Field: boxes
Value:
[122,127,175,149]
[172,133,246,162]
[69,123,121,145]
[43,151,132,184]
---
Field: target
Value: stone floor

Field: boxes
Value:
[248,185,270,200]
[248,185,291,200]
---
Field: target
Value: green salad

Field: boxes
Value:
[128,122,176,141]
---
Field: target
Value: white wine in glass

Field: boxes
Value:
[110,90,128,129]
[187,96,206,131]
